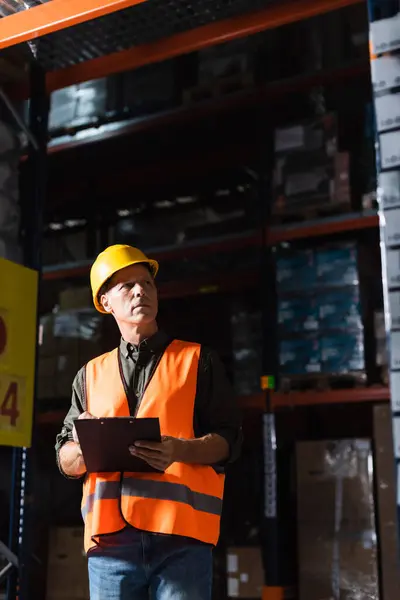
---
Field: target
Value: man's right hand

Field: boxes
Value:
[72,411,97,445]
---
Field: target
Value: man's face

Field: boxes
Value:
[100,263,158,325]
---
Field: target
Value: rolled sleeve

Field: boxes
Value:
[55,368,86,478]
[195,347,243,465]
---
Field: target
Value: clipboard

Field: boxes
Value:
[74,417,162,473]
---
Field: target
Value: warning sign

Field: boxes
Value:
[0,258,38,448]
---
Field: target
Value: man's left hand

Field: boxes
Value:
[129,436,182,471]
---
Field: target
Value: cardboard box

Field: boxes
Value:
[49,80,106,132]
[390,331,400,370]
[297,440,378,600]
[384,207,400,247]
[46,527,89,600]
[274,114,337,156]
[334,152,351,205]
[55,353,82,397]
[38,310,103,399]
[46,566,88,600]
[316,243,358,287]
[278,296,318,333]
[375,91,400,133]
[272,114,348,218]
[297,440,374,526]
[318,287,362,331]
[279,336,321,375]
[38,354,80,400]
[39,314,58,356]
[122,61,176,117]
[48,527,86,564]
[276,249,316,293]
[226,547,264,598]
[373,406,400,600]
[273,153,351,216]
[37,356,58,399]
[374,310,388,370]
[378,171,400,210]
[231,302,262,396]
[372,55,400,95]
[298,527,378,600]
[198,38,252,85]
[320,331,365,374]
[386,248,400,288]
[390,372,400,413]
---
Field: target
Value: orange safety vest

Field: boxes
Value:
[81,339,225,553]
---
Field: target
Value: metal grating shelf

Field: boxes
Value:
[0,0,363,85]
[0,0,47,18]
[36,0,270,71]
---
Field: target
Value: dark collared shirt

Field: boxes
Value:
[55,331,242,468]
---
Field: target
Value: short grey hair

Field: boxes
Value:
[98,278,111,300]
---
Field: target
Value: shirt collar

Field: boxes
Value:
[120,330,170,359]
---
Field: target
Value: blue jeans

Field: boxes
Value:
[88,528,213,600]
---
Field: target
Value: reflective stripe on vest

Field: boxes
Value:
[82,478,223,521]
[82,339,225,552]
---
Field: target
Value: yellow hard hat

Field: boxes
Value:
[90,244,159,313]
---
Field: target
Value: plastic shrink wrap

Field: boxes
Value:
[296,439,379,600]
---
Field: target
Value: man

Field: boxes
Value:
[55,244,242,600]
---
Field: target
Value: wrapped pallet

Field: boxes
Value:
[46,527,89,600]
[374,405,400,600]
[38,307,104,400]
[296,440,379,600]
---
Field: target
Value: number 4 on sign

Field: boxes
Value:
[1,382,19,426]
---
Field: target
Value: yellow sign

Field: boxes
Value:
[0,257,38,447]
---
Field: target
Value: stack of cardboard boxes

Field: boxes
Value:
[46,527,89,600]
[374,310,389,384]
[231,298,262,396]
[272,114,351,219]
[296,439,379,600]
[277,242,365,379]
[38,287,103,401]
[226,547,264,599]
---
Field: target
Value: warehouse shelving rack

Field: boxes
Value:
[0,0,396,599]
[41,210,380,284]
[28,60,370,156]
[0,0,362,93]
[35,383,391,426]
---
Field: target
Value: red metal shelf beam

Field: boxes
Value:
[268,212,379,245]
[238,387,390,410]
[43,268,258,299]
[0,0,147,50]
[43,262,91,281]
[159,271,258,300]
[271,386,390,409]
[36,386,390,425]
[41,212,379,284]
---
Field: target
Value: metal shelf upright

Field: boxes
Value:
[367,0,400,560]
[6,62,49,600]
